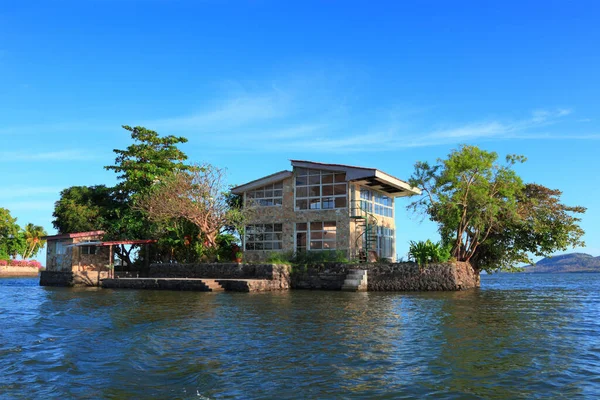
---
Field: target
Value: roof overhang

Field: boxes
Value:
[350,171,421,197]
[291,160,421,197]
[231,170,292,194]
[67,239,157,247]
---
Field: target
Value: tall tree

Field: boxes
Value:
[409,145,586,273]
[105,125,190,197]
[103,125,192,264]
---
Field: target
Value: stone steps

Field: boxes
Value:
[200,279,224,292]
[341,269,368,291]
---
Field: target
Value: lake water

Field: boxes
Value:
[1,274,600,399]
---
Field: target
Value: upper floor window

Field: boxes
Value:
[359,188,393,218]
[246,182,283,207]
[295,168,347,210]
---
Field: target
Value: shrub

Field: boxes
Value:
[408,240,452,266]
[27,260,42,269]
[292,250,349,265]
[0,259,7,266]
[266,251,294,264]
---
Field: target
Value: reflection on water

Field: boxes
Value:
[1,274,600,398]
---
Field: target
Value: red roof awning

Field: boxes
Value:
[100,240,157,246]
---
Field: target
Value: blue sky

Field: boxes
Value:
[1,0,599,261]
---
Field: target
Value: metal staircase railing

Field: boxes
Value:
[350,200,378,262]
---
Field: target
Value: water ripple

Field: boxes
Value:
[1,274,600,398]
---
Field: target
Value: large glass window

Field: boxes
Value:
[246,182,283,207]
[245,224,283,250]
[359,188,393,218]
[376,227,395,259]
[295,169,347,210]
[296,221,336,251]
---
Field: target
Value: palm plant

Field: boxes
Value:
[22,223,47,259]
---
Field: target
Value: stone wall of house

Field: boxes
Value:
[0,266,39,277]
[71,246,110,271]
[243,176,352,262]
[45,241,73,272]
[46,233,108,272]
[241,175,401,262]
[148,263,290,281]
[292,261,479,291]
[39,270,110,287]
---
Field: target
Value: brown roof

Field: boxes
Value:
[230,170,292,194]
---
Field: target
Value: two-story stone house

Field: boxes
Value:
[231,160,420,262]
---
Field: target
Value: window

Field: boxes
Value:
[359,188,393,218]
[376,227,395,259]
[246,182,283,207]
[295,168,347,210]
[55,241,67,255]
[245,224,283,250]
[296,221,336,252]
[81,245,97,255]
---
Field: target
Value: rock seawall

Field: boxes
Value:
[148,263,287,280]
[292,261,479,291]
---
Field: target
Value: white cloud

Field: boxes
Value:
[147,92,291,133]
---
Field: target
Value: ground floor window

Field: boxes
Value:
[296,221,336,252]
[376,227,394,259]
[245,223,283,250]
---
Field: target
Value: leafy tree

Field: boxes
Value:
[52,185,117,233]
[21,223,47,259]
[0,208,26,260]
[409,145,586,273]
[105,125,190,197]
[135,164,253,251]
[102,125,192,264]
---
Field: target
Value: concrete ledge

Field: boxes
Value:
[0,266,39,277]
[102,277,289,292]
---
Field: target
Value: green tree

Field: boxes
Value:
[103,125,192,264]
[0,208,26,260]
[409,145,586,273]
[21,223,48,259]
[135,164,251,250]
[105,125,190,197]
[51,126,192,265]
[52,185,117,233]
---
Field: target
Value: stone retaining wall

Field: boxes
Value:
[40,270,109,287]
[148,263,288,280]
[292,261,479,291]
[0,266,39,277]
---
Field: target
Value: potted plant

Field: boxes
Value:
[235,251,243,263]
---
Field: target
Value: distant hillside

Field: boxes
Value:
[523,253,600,273]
